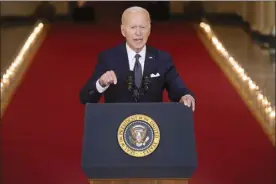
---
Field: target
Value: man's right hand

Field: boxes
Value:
[99,70,117,87]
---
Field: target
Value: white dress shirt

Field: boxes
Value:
[96,43,146,93]
[95,43,195,109]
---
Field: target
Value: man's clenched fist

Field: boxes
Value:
[99,70,117,87]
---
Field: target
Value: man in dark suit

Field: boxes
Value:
[79,6,195,111]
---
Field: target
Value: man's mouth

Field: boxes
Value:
[134,39,143,43]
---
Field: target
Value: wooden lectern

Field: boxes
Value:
[81,103,197,184]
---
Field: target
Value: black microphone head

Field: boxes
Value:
[126,71,134,91]
[144,76,151,84]
[142,75,151,92]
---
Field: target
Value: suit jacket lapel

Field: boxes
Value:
[119,43,157,77]
[144,46,157,78]
[119,43,131,73]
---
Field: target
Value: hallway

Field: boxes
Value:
[1,21,275,184]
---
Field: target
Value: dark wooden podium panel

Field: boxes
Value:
[89,179,188,184]
[83,103,196,184]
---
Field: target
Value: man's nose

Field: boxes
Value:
[135,28,142,35]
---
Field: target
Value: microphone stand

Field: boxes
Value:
[126,73,139,102]
[126,72,151,102]
[140,76,151,96]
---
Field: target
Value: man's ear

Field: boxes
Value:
[148,24,151,36]
[121,24,126,37]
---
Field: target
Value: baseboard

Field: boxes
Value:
[170,13,203,22]
[0,14,71,27]
[204,12,246,26]
[249,30,276,49]
[0,16,36,27]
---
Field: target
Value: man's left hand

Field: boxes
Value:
[179,95,195,111]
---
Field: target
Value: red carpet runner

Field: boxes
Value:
[1,22,275,184]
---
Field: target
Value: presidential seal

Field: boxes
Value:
[117,114,160,157]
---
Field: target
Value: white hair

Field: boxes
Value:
[121,6,151,25]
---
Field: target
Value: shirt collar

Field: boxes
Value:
[126,43,146,61]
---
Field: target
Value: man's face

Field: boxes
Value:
[121,11,151,52]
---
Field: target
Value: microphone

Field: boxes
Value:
[126,71,134,92]
[126,71,139,102]
[126,72,151,102]
[142,75,151,94]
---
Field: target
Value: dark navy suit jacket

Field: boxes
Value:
[79,43,195,103]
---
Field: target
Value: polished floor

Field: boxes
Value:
[1,25,34,76]
[212,25,275,107]
[2,23,274,107]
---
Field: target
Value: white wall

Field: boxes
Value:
[203,1,243,14]
[201,1,218,13]
[170,1,184,14]
[1,1,69,16]
[50,2,69,15]
[201,1,275,35]
[1,1,39,16]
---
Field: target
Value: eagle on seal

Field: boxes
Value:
[129,124,148,147]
